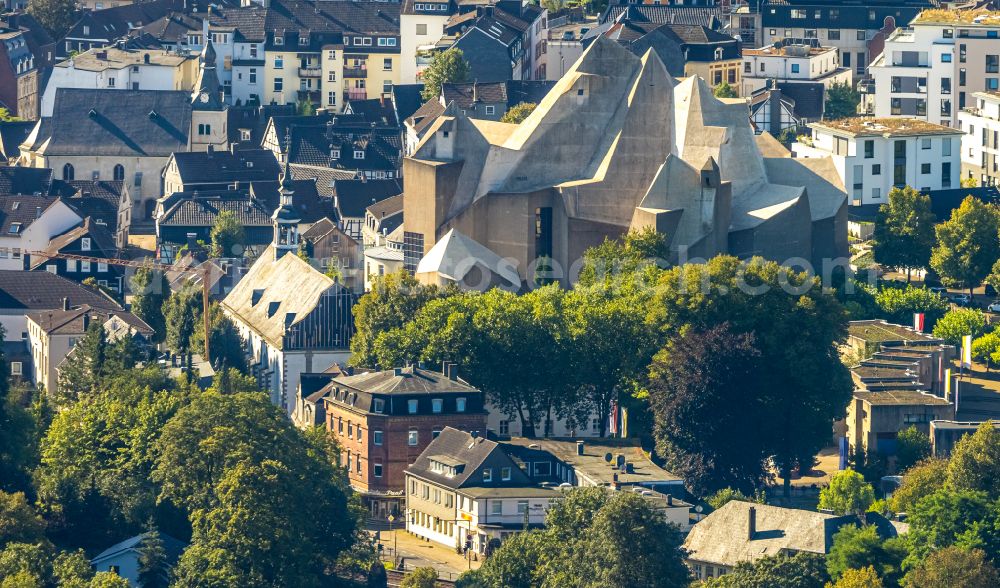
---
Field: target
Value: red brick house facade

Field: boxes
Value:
[322,365,487,518]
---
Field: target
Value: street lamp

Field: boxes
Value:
[387,514,397,563]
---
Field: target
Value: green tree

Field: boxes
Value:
[296,97,316,117]
[905,547,1000,588]
[191,302,245,370]
[129,266,168,343]
[932,307,988,346]
[872,187,937,282]
[947,420,1000,498]
[825,81,861,119]
[931,196,1000,296]
[0,108,22,122]
[350,270,443,368]
[421,48,471,100]
[54,319,110,403]
[0,491,45,547]
[163,284,202,355]
[706,487,766,510]
[706,552,828,588]
[88,573,130,588]
[500,102,537,124]
[986,258,1000,294]
[0,341,36,494]
[400,567,438,588]
[973,332,1000,371]
[137,529,170,588]
[904,489,997,565]
[889,457,948,514]
[649,256,852,497]
[0,543,108,588]
[894,426,931,473]
[713,81,738,98]
[34,384,185,549]
[210,210,247,258]
[871,285,949,327]
[826,525,907,587]
[818,469,875,515]
[827,566,883,588]
[649,323,771,494]
[26,0,77,37]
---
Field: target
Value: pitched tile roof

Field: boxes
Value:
[333,178,402,218]
[62,181,125,233]
[335,366,479,395]
[43,88,190,157]
[29,218,118,270]
[0,167,53,195]
[0,121,35,163]
[392,84,426,122]
[601,4,723,28]
[172,148,281,184]
[158,190,272,227]
[27,304,152,336]
[0,270,122,311]
[0,194,66,235]
[407,427,519,489]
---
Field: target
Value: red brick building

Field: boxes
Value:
[321,364,487,518]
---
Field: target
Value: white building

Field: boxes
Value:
[792,117,962,206]
[741,40,851,96]
[400,0,455,84]
[958,90,1000,186]
[41,47,198,116]
[866,10,1000,127]
[0,195,82,270]
[220,166,356,413]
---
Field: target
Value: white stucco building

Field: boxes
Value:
[41,47,199,116]
[0,195,82,270]
[741,40,851,96]
[400,0,454,84]
[793,117,962,205]
[958,90,1000,186]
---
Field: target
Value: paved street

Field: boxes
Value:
[374,528,481,581]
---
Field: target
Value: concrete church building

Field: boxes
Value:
[402,37,848,284]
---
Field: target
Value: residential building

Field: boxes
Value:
[330,178,403,241]
[362,192,403,248]
[220,164,356,413]
[600,1,724,32]
[866,10,1000,127]
[748,81,825,135]
[734,0,930,79]
[0,21,41,120]
[541,15,592,81]
[741,39,851,96]
[0,270,122,343]
[958,90,1000,186]
[403,37,848,285]
[684,501,905,581]
[400,0,455,83]
[59,0,188,59]
[266,116,403,181]
[363,228,405,291]
[443,2,547,83]
[301,218,364,292]
[0,194,83,270]
[161,147,280,196]
[154,189,274,261]
[28,218,124,292]
[585,16,742,93]
[40,47,199,116]
[405,427,558,551]
[792,118,962,206]
[91,532,186,587]
[27,304,152,393]
[319,365,488,517]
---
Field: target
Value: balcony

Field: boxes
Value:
[344,88,368,101]
[344,65,368,78]
[857,79,875,94]
[299,66,322,78]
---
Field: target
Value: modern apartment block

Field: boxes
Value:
[792,117,962,206]
[867,10,1000,127]
[958,91,1000,186]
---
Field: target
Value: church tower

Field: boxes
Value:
[273,132,301,259]
[190,39,229,152]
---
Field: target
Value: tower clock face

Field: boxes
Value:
[200,92,209,103]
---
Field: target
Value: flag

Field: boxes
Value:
[962,334,973,368]
[945,368,952,397]
[913,312,925,333]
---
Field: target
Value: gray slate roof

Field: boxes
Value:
[334,366,479,395]
[0,270,121,311]
[44,88,190,157]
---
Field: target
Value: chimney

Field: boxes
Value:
[207,145,214,156]
[82,313,90,330]
[576,440,584,456]
[392,367,402,376]
[35,206,41,218]
[748,506,757,540]
[447,363,458,381]
[666,494,673,506]
[62,297,69,311]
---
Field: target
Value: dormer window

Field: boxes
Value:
[299,35,308,46]
[354,150,365,159]
[331,149,340,159]
[251,288,265,305]
[373,398,384,413]
[8,223,21,234]
[715,47,723,60]
[482,468,493,482]
[407,399,418,414]
[274,35,283,46]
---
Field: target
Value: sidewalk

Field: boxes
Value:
[374,528,481,581]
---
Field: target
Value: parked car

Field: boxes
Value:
[988,300,1000,313]
[951,293,972,306]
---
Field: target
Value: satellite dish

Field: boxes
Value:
[695,505,703,513]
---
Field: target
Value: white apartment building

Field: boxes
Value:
[0,195,83,270]
[400,0,453,84]
[958,90,1000,186]
[867,10,1000,127]
[41,47,198,116]
[792,117,962,206]
[741,40,851,96]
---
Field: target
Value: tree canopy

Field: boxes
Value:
[26,0,76,37]
[210,210,247,258]
[420,48,471,100]
[818,469,875,515]
[932,308,988,346]
[872,186,936,281]
[930,196,1000,295]
[500,102,537,124]
[824,82,861,119]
